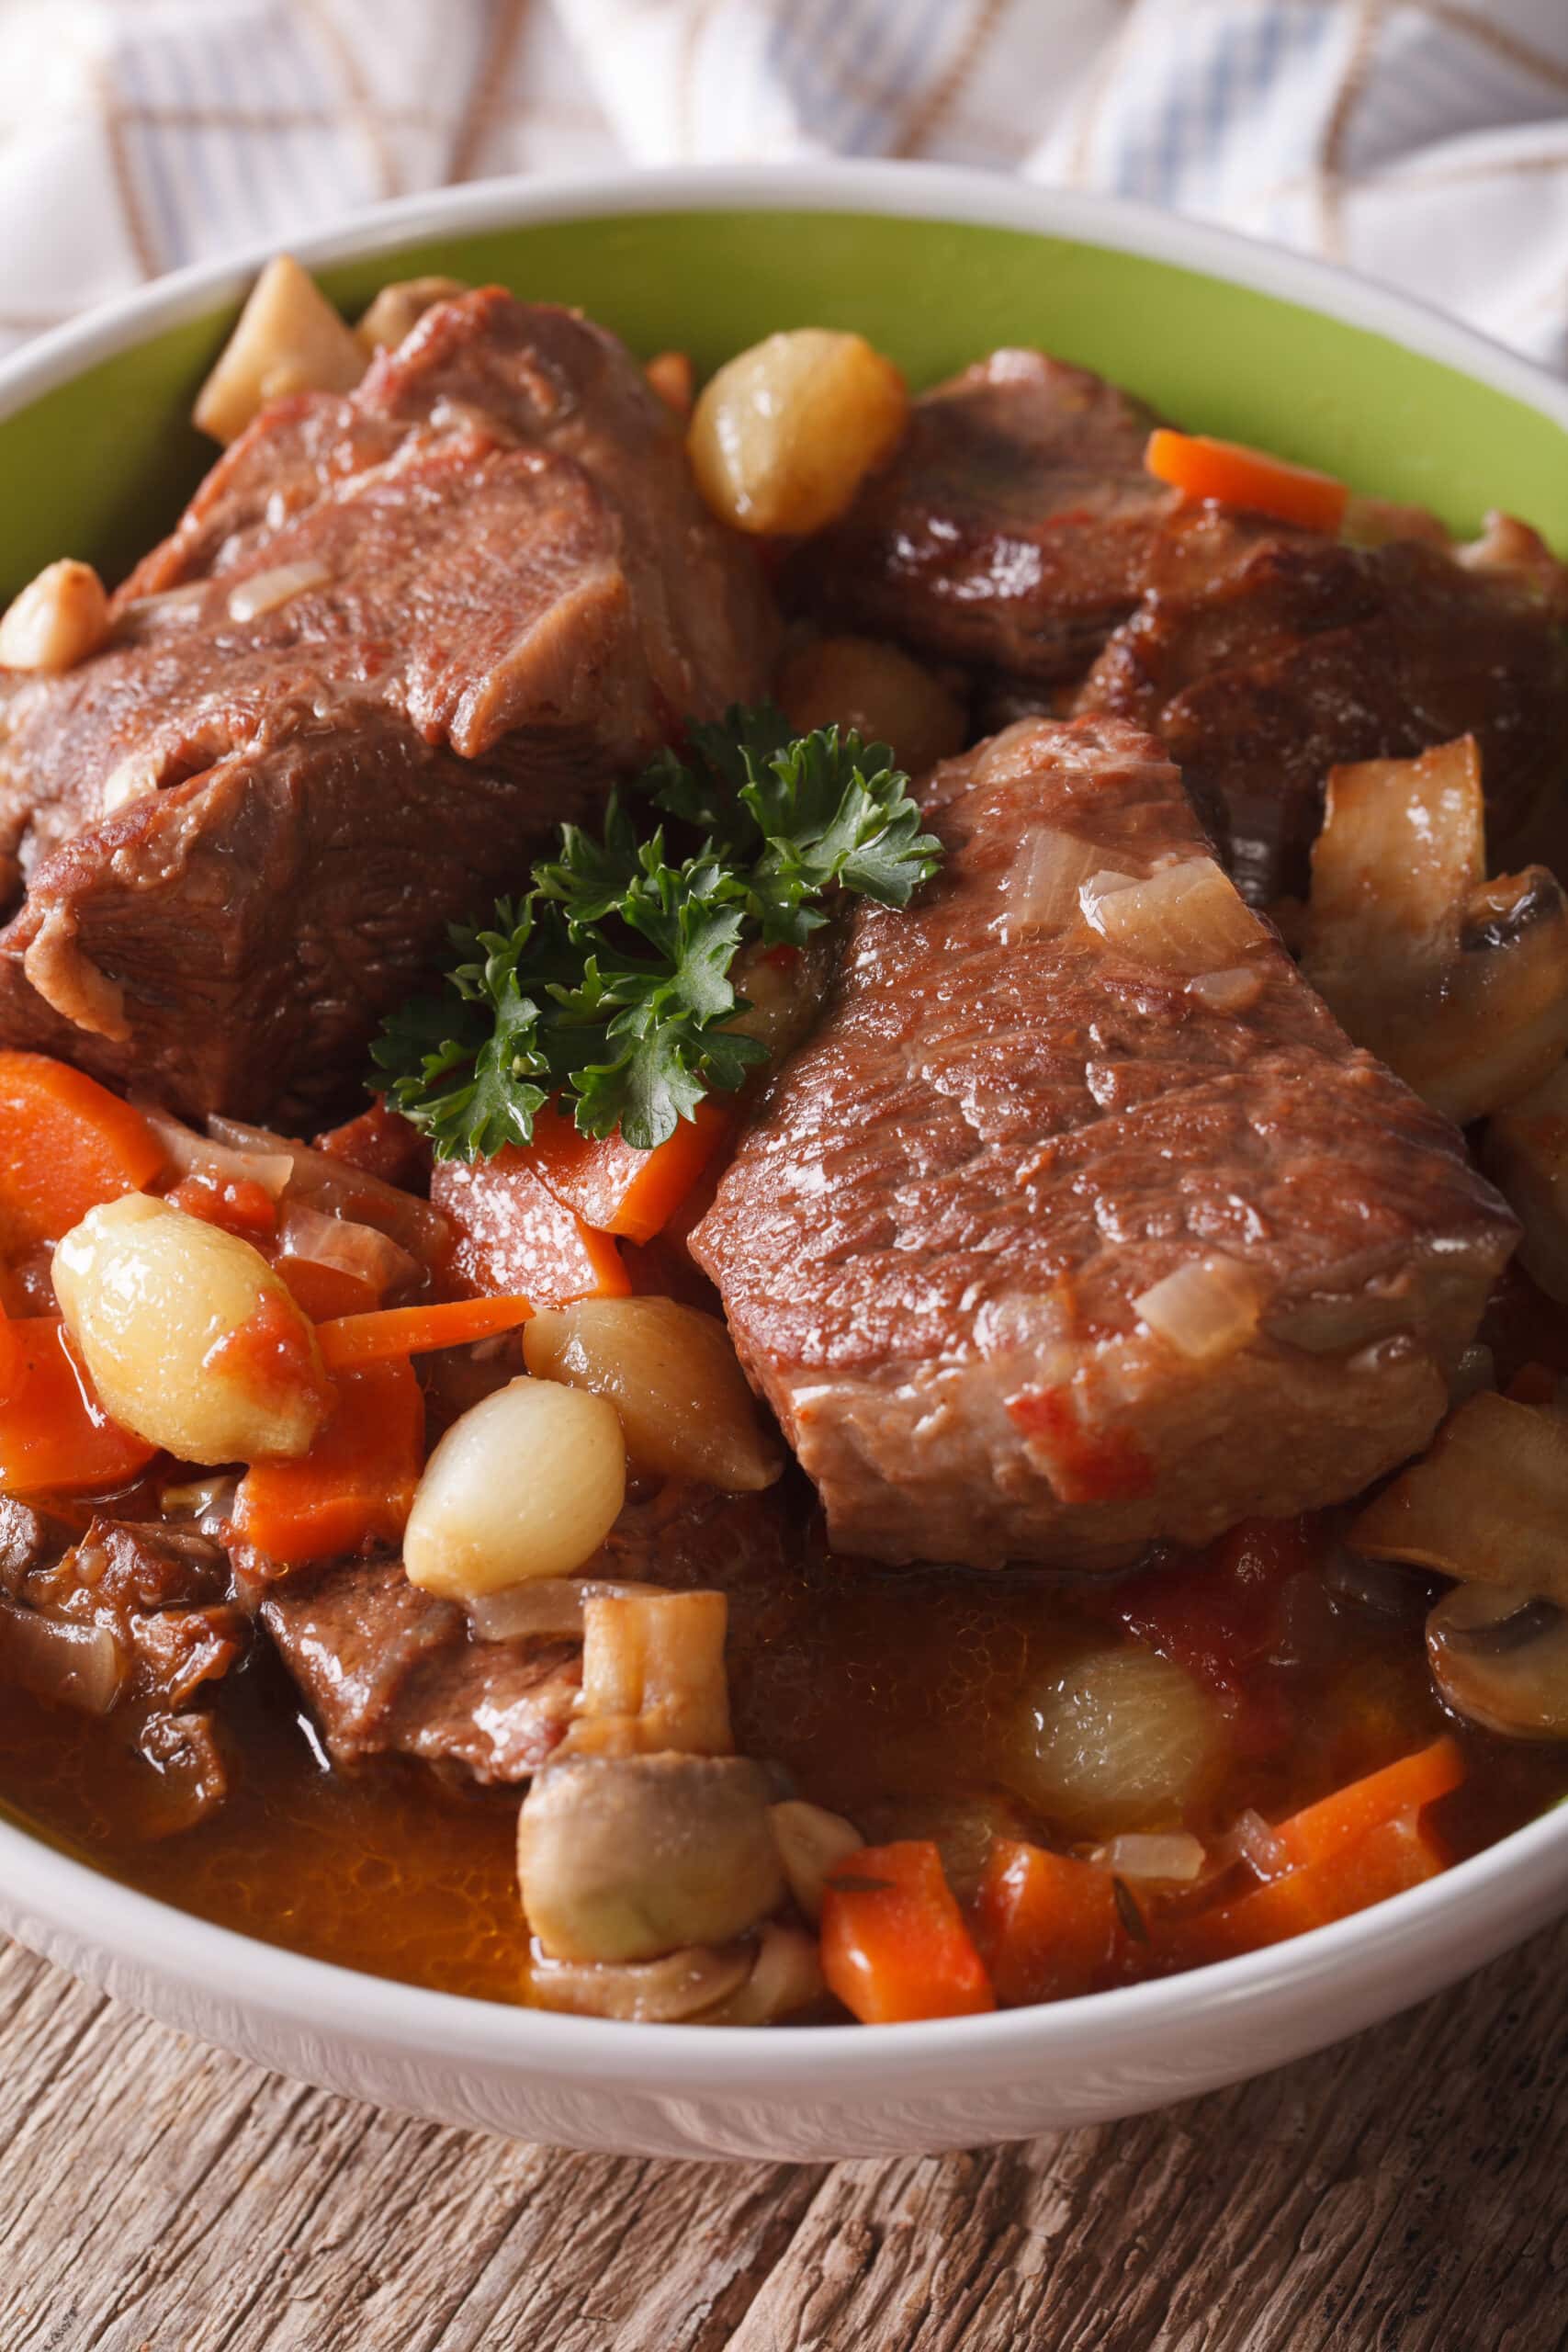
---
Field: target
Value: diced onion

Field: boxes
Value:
[138,1103,294,1198]
[994,827,1102,940]
[1093,1830,1206,1883]
[209,1116,448,1265]
[1080,856,1265,975]
[1187,966,1264,1014]
[464,1577,662,1643]
[276,1200,418,1301]
[1215,1808,1289,1881]
[227,560,330,624]
[1350,1389,1568,1607]
[0,1597,128,1715]
[1134,1255,1258,1363]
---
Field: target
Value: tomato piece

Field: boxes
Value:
[312,1100,430,1189]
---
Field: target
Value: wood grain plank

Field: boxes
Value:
[2,1922,1565,2351]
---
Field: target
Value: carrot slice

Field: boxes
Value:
[231,1358,423,1567]
[315,1295,534,1373]
[974,1839,1120,2007]
[1270,1736,1463,1873]
[820,1839,995,2024]
[432,1148,629,1306]
[518,1099,734,1246]
[0,1052,164,1253]
[0,1317,156,1494]
[1173,1815,1447,1967]
[1145,429,1349,535]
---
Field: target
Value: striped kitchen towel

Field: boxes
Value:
[0,0,1562,367]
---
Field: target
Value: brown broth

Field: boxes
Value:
[2,1521,1565,2009]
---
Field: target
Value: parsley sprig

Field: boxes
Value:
[370,705,942,1158]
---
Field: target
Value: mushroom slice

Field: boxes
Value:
[1303,738,1568,1122]
[526,1940,751,2022]
[1350,1390,1568,1608]
[1427,1584,1568,1739]
[516,1752,785,1964]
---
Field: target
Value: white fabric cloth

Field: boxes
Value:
[0,0,1563,367]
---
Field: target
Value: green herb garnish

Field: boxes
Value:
[370,705,942,1158]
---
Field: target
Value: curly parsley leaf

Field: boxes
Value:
[371,707,943,1158]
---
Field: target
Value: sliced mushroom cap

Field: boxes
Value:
[526,1941,752,2022]
[517,1752,786,1964]
[1427,1584,1568,1738]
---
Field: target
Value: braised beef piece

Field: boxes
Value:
[1073,511,1568,904]
[17,1516,245,1707]
[0,288,775,1121]
[790,349,1177,685]
[0,1494,76,1589]
[261,1487,791,1784]
[692,716,1517,1571]
[261,1554,581,1783]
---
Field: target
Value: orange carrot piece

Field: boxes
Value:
[315,1295,534,1373]
[974,1839,1121,2007]
[820,1840,996,2025]
[0,1052,164,1253]
[1271,1736,1464,1874]
[1175,1815,1446,1968]
[1145,429,1349,535]
[231,1359,423,1567]
[0,1317,155,1494]
[432,1149,630,1306]
[519,1099,734,1246]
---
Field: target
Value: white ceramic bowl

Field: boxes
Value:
[2,164,1566,2160]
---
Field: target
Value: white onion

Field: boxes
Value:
[1094,1831,1206,1883]
[0,1598,128,1714]
[208,1115,448,1264]
[524,1298,780,1493]
[994,826,1102,940]
[137,1103,294,1198]
[403,1377,626,1599]
[1134,1255,1258,1363]
[1007,1645,1225,1835]
[276,1199,418,1300]
[227,560,330,623]
[464,1577,662,1643]
[1080,856,1265,975]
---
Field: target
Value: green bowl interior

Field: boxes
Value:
[4,206,1566,595]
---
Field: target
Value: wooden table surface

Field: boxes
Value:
[4,1917,1565,2351]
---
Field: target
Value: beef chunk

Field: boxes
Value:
[261,1553,580,1783]
[1074,513,1568,904]
[0,288,775,1120]
[790,349,1176,684]
[0,1494,76,1590]
[692,717,1517,1570]
[18,1517,245,1707]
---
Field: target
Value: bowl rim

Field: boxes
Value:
[2,159,1566,2096]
